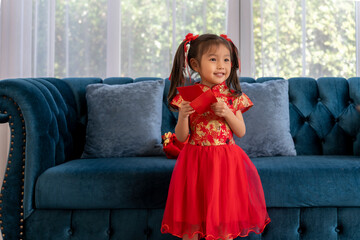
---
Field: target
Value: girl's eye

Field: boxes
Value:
[210,58,216,62]
[224,58,230,62]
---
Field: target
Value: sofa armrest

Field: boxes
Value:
[0,113,9,123]
[0,78,75,239]
[0,90,28,240]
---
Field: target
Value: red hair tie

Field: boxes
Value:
[220,34,233,43]
[183,33,199,53]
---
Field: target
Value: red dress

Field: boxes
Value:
[161,81,271,240]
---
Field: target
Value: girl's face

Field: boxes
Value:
[190,44,231,88]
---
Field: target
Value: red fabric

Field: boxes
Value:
[176,85,218,114]
[161,144,271,239]
[177,85,204,102]
[189,89,218,114]
[162,132,188,159]
[163,81,270,239]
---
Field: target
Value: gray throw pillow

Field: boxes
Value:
[81,80,165,158]
[235,79,297,157]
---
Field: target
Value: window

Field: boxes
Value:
[52,0,227,78]
[253,0,357,78]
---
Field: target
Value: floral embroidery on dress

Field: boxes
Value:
[170,81,253,146]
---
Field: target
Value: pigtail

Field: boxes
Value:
[220,34,242,97]
[167,41,187,111]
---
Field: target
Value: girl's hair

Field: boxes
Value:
[168,33,242,110]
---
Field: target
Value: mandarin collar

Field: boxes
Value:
[197,81,227,91]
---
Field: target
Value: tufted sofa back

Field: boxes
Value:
[7,76,357,169]
[288,77,360,155]
[4,76,358,168]
[60,76,360,159]
[244,77,360,155]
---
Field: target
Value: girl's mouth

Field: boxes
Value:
[214,73,225,77]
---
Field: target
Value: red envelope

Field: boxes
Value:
[177,85,218,114]
[177,85,204,102]
[190,89,218,114]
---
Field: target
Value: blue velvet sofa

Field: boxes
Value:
[0,76,359,240]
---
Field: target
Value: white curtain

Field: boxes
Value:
[0,0,33,79]
[356,1,360,76]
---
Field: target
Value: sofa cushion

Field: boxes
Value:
[35,156,360,209]
[256,155,360,207]
[235,79,297,157]
[81,80,165,158]
[35,157,175,209]
[102,77,178,136]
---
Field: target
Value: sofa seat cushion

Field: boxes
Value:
[35,156,360,209]
[35,157,175,209]
[255,155,360,207]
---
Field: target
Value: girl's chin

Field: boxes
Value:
[200,78,226,87]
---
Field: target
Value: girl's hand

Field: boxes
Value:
[178,101,195,119]
[211,100,232,118]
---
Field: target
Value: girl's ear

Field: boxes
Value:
[189,58,200,72]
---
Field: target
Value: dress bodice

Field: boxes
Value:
[171,81,253,146]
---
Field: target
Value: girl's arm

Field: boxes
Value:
[175,101,195,142]
[224,110,246,138]
[211,101,246,138]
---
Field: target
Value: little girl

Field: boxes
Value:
[161,33,271,240]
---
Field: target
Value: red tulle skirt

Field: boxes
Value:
[161,144,271,240]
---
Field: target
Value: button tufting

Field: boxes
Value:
[297,227,303,234]
[106,228,112,236]
[335,226,341,233]
[68,228,73,236]
[317,98,321,102]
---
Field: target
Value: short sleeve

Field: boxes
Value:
[170,94,183,109]
[233,93,254,113]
